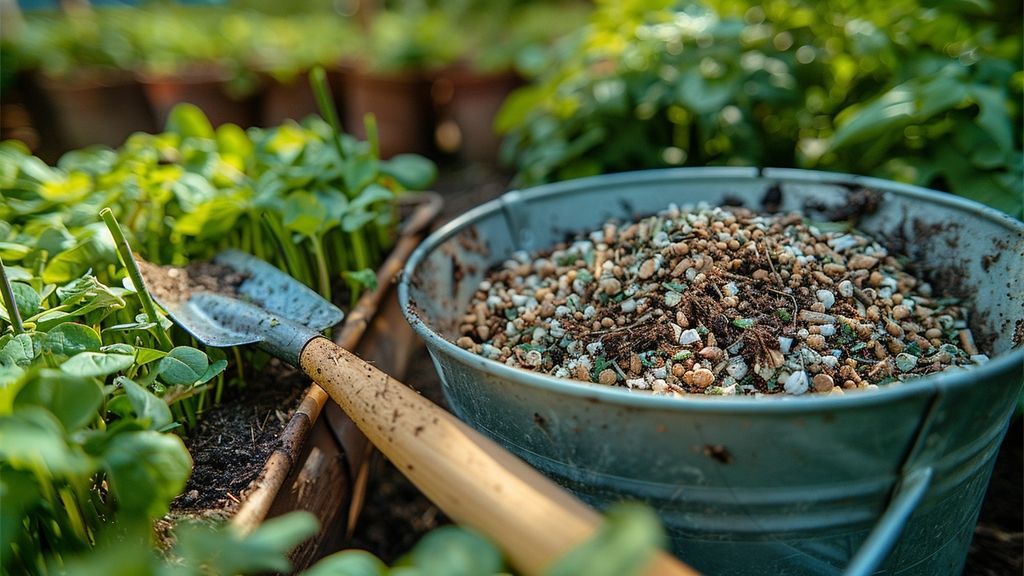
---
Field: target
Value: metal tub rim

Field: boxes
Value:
[398,167,1024,415]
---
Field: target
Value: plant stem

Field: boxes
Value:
[310,236,331,301]
[310,66,346,161]
[0,255,24,335]
[99,208,174,350]
[364,113,379,158]
[349,230,370,271]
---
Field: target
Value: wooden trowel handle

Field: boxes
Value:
[299,337,696,576]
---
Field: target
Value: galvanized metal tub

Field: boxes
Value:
[398,168,1024,575]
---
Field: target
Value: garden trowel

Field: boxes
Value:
[142,249,697,576]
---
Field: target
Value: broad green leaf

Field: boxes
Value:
[0,242,31,261]
[172,196,247,239]
[217,122,254,161]
[15,369,102,431]
[172,512,317,575]
[302,550,388,576]
[9,282,41,319]
[43,323,101,357]
[166,103,215,140]
[0,333,35,367]
[38,171,93,203]
[134,347,168,366]
[343,155,379,193]
[56,540,155,576]
[343,269,379,292]
[545,503,665,576]
[60,352,135,378]
[119,377,172,431]
[197,359,228,385]
[379,154,437,190]
[104,430,191,519]
[157,346,209,386]
[281,190,328,237]
[101,343,136,356]
[171,172,219,212]
[42,226,117,284]
[349,183,395,212]
[968,85,1013,153]
[408,526,504,576]
[0,407,94,476]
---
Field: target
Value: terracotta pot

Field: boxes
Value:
[29,69,156,153]
[138,67,259,128]
[341,66,435,159]
[435,66,523,164]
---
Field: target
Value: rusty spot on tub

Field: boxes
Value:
[703,444,733,464]
[656,424,667,433]
[533,412,548,431]
[823,412,836,424]
[457,225,490,256]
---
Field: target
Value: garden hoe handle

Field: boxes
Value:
[299,337,698,576]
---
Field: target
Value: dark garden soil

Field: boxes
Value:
[170,361,307,519]
[345,163,1022,572]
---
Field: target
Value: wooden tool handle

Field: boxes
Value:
[299,337,697,576]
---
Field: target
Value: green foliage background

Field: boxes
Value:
[497,0,1023,219]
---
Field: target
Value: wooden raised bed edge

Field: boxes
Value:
[226,192,442,563]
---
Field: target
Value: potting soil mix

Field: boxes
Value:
[457,203,987,396]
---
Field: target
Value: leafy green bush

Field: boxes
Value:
[0,71,434,572]
[497,0,1023,218]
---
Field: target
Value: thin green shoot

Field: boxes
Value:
[100,208,175,350]
[0,255,25,334]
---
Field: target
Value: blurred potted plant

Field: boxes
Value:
[342,7,460,158]
[133,6,262,129]
[433,1,592,163]
[250,13,357,127]
[7,7,155,153]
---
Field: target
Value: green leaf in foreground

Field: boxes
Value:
[119,377,172,431]
[545,502,666,576]
[302,550,389,576]
[43,322,102,357]
[103,431,191,519]
[156,346,210,386]
[379,154,437,190]
[173,511,318,575]
[15,369,103,432]
[9,282,41,319]
[60,351,135,378]
[405,526,503,576]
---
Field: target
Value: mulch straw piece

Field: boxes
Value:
[457,203,987,396]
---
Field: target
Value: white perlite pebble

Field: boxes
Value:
[626,378,649,390]
[895,353,918,372]
[970,354,990,364]
[818,324,836,337]
[784,371,809,395]
[679,329,701,345]
[586,342,603,355]
[726,357,748,380]
[652,379,669,394]
[816,289,836,309]
[778,337,794,354]
[621,299,637,313]
[664,291,682,307]
[837,280,854,298]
